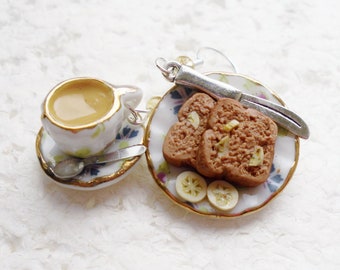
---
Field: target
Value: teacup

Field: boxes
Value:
[41,77,142,158]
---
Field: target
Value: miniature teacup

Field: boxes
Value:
[41,77,142,158]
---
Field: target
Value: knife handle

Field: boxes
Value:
[175,65,243,100]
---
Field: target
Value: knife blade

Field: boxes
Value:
[171,63,310,139]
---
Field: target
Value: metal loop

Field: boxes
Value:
[127,107,149,125]
[155,57,170,77]
[155,58,181,82]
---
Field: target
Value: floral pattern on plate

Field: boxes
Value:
[36,120,145,190]
[145,72,299,218]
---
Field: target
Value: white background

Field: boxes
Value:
[0,0,339,269]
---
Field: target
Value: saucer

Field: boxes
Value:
[145,72,299,218]
[36,120,145,190]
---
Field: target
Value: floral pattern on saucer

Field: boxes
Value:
[36,120,145,190]
[145,72,299,218]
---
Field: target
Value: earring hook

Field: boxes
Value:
[195,47,238,73]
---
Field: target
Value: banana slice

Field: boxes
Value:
[215,135,230,157]
[207,180,238,211]
[249,146,264,166]
[224,119,239,132]
[175,171,207,203]
[187,111,200,129]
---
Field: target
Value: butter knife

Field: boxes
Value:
[156,60,310,139]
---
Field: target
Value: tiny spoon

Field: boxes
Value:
[50,144,147,180]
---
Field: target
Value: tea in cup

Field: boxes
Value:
[41,77,142,158]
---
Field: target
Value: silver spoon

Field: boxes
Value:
[50,144,147,180]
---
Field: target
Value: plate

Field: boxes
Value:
[145,72,299,218]
[36,120,145,190]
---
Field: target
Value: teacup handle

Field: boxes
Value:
[114,84,143,109]
[113,84,144,124]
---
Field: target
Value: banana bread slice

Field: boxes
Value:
[162,93,216,167]
[196,98,278,187]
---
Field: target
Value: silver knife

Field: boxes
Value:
[156,60,310,139]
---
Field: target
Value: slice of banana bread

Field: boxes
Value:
[162,93,216,167]
[196,98,278,187]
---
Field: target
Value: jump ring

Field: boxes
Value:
[155,58,181,82]
[127,107,149,125]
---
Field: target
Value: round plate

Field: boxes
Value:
[36,120,145,190]
[145,72,299,218]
